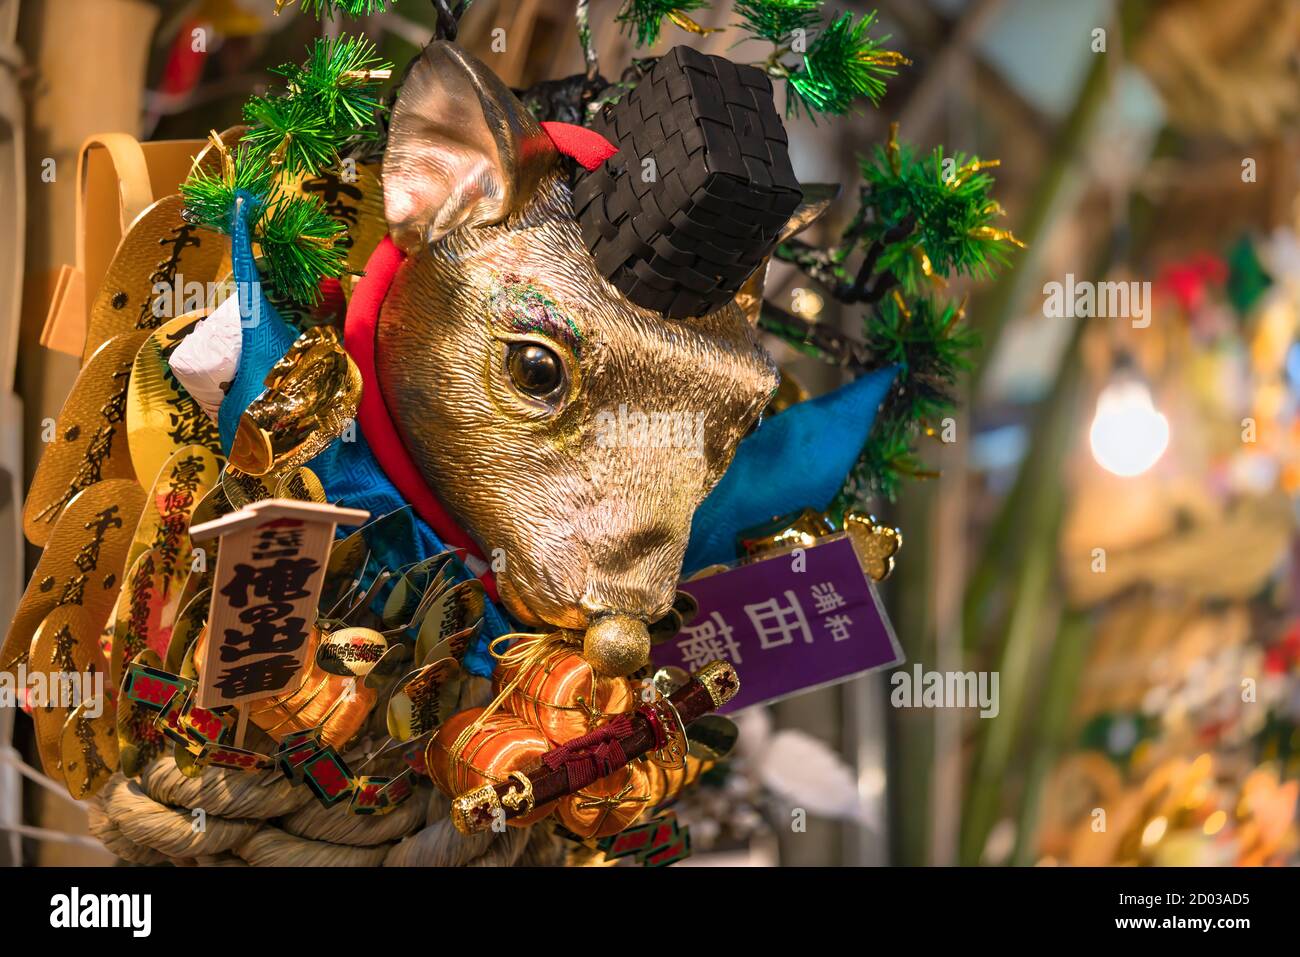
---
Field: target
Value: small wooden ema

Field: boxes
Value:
[189,499,369,745]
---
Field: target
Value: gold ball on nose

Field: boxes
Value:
[583,614,651,677]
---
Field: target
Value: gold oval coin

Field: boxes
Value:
[4,479,146,674]
[60,695,120,799]
[23,332,147,546]
[27,605,104,782]
[126,312,223,488]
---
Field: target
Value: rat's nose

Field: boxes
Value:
[582,613,651,677]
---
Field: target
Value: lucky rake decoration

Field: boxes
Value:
[5,2,1020,866]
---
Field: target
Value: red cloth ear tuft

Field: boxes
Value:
[540,121,618,172]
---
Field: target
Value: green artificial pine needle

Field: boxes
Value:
[771,129,1016,503]
[180,144,274,234]
[272,35,392,131]
[860,138,1023,295]
[787,10,904,119]
[241,94,339,177]
[244,35,391,176]
[181,32,390,303]
[296,0,390,19]
[843,295,979,504]
[617,0,710,47]
[734,0,821,44]
[256,194,348,305]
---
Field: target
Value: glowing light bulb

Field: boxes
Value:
[1089,373,1169,477]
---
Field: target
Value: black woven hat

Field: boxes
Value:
[572,46,803,319]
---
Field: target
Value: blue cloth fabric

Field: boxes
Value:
[683,366,898,574]
[214,198,508,676]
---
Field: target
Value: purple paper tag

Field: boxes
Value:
[654,535,904,713]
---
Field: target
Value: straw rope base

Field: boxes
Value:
[88,756,566,867]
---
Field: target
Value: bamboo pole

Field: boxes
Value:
[966,43,1113,392]
[959,485,1064,864]
[1011,608,1092,865]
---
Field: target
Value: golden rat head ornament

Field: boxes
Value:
[375,42,809,676]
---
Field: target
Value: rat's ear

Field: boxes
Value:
[779,183,839,244]
[383,42,558,253]
[734,185,842,326]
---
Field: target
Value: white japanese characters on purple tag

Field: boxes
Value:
[653,535,905,713]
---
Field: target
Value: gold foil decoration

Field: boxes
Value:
[734,508,902,580]
[419,623,481,669]
[84,194,228,363]
[319,524,372,616]
[647,607,683,646]
[190,479,235,532]
[737,507,835,558]
[643,753,708,808]
[276,466,328,503]
[126,312,223,487]
[220,466,276,508]
[229,326,361,476]
[890,288,911,319]
[126,444,222,589]
[912,245,948,290]
[26,605,104,781]
[166,586,211,675]
[3,479,146,674]
[685,713,739,761]
[23,332,147,546]
[949,157,1001,188]
[862,50,912,69]
[383,553,455,630]
[316,626,393,678]
[116,648,167,778]
[414,580,485,665]
[109,546,176,691]
[61,696,119,799]
[666,10,721,36]
[387,658,463,741]
[969,225,1026,249]
[171,560,214,633]
[844,512,903,582]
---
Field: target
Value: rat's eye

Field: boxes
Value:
[505,342,565,400]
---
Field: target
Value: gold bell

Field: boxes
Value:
[582,614,651,678]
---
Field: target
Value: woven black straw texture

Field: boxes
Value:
[573,45,802,318]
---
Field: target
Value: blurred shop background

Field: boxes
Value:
[2,0,1299,865]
